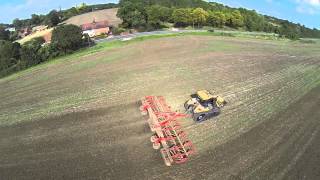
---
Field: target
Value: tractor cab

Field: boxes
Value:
[191,90,214,106]
[191,90,226,108]
[185,90,227,122]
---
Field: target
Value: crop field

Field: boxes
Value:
[63,8,122,27]
[0,34,320,179]
[16,28,53,44]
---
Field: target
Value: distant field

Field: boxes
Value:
[63,8,122,26]
[1,34,319,179]
[16,28,53,44]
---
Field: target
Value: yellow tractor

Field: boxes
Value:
[184,90,227,122]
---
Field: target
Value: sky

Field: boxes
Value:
[211,0,320,29]
[0,0,118,24]
[0,0,319,29]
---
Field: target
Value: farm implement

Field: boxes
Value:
[140,96,195,166]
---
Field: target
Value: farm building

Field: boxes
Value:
[81,20,110,38]
[18,28,31,38]
[5,27,15,32]
[32,25,48,33]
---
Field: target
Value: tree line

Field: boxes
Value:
[0,3,119,77]
[117,0,320,39]
[0,25,90,78]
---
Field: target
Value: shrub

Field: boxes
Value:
[112,27,126,35]
[51,24,84,54]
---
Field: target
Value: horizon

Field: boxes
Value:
[0,0,319,29]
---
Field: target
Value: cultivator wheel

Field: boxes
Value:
[140,96,196,166]
[153,142,161,150]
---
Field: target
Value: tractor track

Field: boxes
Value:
[0,36,319,179]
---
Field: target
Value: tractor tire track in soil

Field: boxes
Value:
[0,36,319,179]
[0,86,319,180]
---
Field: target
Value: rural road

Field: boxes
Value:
[94,30,206,43]
[93,29,274,43]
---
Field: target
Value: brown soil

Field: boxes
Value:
[0,36,319,179]
[63,8,122,27]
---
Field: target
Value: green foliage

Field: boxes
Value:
[239,9,265,31]
[0,26,10,40]
[152,0,211,9]
[146,5,172,28]
[116,0,320,40]
[20,37,46,66]
[0,25,93,78]
[12,19,23,29]
[208,11,226,27]
[192,8,209,28]
[117,0,147,28]
[0,41,20,71]
[172,8,193,27]
[111,27,126,35]
[51,25,84,54]
[278,21,300,40]
[31,14,41,26]
[63,7,79,20]
[226,10,244,28]
[46,10,61,27]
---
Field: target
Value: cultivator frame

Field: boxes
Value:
[140,96,195,166]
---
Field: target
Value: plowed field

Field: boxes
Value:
[0,35,319,180]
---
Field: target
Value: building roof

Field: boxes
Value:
[5,27,15,32]
[32,25,48,32]
[80,20,109,31]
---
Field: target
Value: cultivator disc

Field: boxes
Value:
[140,96,195,166]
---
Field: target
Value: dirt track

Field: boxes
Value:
[0,36,319,179]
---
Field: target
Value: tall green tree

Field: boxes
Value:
[208,11,226,27]
[46,10,61,27]
[51,25,83,54]
[0,26,9,40]
[31,14,41,26]
[146,5,172,28]
[0,41,20,71]
[117,0,147,28]
[192,8,209,28]
[239,9,265,31]
[226,10,244,28]
[63,7,79,20]
[172,8,193,27]
[20,37,45,66]
[12,18,23,29]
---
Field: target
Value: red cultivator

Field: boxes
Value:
[140,96,195,166]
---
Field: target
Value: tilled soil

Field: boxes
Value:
[0,86,319,180]
[0,36,319,180]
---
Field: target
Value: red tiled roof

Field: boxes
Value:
[81,20,109,31]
